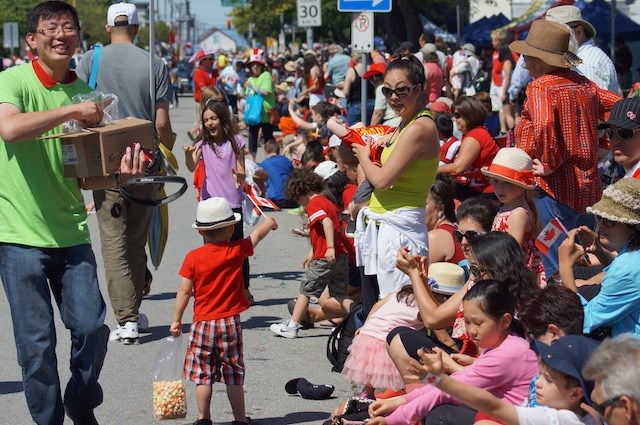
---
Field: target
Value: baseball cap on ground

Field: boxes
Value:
[532,335,600,406]
[107,2,139,27]
[285,378,334,400]
[545,5,596,39]
[192,197,241,231]
[597,97,640,131]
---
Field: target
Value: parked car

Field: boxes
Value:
[175,59,193,94]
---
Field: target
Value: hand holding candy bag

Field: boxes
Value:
[152,335,187,420]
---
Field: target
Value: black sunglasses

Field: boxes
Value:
[381,85,416,99]
[453,230,482,243]
[604,127,638,141]
[593,395,623,417]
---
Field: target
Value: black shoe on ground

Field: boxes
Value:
[64,405,98,425]
[193,419,213,425]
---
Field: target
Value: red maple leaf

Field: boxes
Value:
[543,228,556,241]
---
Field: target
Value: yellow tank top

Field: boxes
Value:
[368,109,438,214]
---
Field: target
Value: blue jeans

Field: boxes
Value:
[0,243,109,424]
[346,98,375,126]
[534,191,595,277]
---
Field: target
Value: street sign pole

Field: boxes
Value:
[297,0,321,50]
[351,11,373,124]
[361,53,368,124]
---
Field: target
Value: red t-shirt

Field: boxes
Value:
[456,126,499,193]
[341,183,358,263]
[306,194,346,259]
[193,67,214,103]
[179,238,254,321]
[491,48,518,86]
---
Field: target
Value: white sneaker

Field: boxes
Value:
[269,321,300,338]
[109,321,139,345]
[138,313,149,332]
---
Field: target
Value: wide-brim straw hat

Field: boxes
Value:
[482,147,536,189]
[545,5,597,40]
[429,262,466,295]
[509,20,582,69]
[284,61,297,72]
[586,178,640,225]
[192,197,241,230]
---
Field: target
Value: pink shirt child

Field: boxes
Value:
[384,334,539,425]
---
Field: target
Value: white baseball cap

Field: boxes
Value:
[107,2,139,27]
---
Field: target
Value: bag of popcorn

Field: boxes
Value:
[152,335,187,420]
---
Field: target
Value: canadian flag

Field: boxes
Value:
[535,217,569,256]
[243,184,280,215]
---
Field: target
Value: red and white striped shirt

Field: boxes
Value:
[513,69,620,213]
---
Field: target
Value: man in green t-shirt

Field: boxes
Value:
[0,2,145,424]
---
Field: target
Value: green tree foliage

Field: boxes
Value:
[136,21,172,50]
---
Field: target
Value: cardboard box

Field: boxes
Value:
[54,117,154,178]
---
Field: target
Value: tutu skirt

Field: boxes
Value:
[341,333,405,390]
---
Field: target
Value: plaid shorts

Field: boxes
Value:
[183,314,245,386]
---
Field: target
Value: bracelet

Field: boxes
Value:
[423,373,442,386]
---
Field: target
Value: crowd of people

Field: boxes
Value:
[1,1,640,425]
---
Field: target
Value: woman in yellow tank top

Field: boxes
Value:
[330,55,440,317]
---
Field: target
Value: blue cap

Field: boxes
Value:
[532,335,600,406]
[374,36,387,52]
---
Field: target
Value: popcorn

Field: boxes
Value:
[153,380,187,420]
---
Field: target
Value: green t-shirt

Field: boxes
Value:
[248,71,275,123]
[0,63,91,248]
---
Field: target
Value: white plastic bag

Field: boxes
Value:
[152,335,187,420]
[62,91,119,133]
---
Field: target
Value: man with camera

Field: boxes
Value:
[76,2,174,345]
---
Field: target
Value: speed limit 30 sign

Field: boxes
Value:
[297,0,322,27]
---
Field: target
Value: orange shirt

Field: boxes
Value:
[278,116,298,136]
[513,69,620,213]
[179,238,253,321]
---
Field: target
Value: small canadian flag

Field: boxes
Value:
[535,217,569,256]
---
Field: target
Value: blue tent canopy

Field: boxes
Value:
[463,13,510,47]
[420,14,458,43]
[580,0,640,43]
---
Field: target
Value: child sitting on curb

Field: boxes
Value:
[405,335,600,425]
[170,197,277,425]
[270,168,354,338]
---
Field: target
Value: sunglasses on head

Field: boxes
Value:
[604,127,638,141]
[381,85,416,99]
[453,230,482,243]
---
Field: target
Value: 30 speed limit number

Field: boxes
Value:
[297,0,322,27]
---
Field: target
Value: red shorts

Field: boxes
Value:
[183,314,245,386]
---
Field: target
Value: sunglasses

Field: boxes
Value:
[596,216,617,228]
[453,113,461,119]
[468,264,490,279]
[604,127,638,141]
[381,85,416,99]
[453,230,482,243]
[593,395,622,417]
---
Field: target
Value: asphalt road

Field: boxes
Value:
[0,95,356,424]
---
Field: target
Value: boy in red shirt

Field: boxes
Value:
[170,197,277,425]
[270,168,354,338]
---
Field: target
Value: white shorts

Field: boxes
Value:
[489,82,502,112]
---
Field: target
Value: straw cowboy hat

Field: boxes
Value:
[429,262,466,296]
[509,20,582,69]
[192,197,241,230]
[482,147,536,189]
[586,178,640,225]
[545,5,597,40]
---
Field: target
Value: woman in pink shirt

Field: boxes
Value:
[368,279,539,425]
